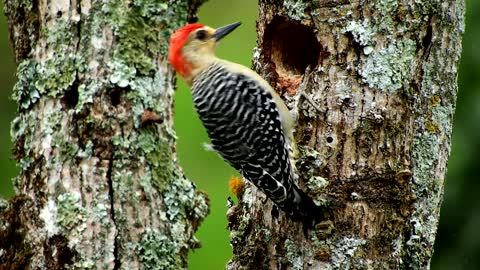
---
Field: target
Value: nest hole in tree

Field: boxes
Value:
[265,17,320,77]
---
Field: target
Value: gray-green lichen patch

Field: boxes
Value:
[35,52,79,98]
[163,176,199,221]
[39,192,88,239]
[105,0,186,83]
[307,176,329,194]
[411,133,439,187]
[329,236,367,268]
[310,234,367,268]
[411,101,453,193]
[285,239,303,270]
[10,11,85,110]
[296,146,324,179]
[377,0,398,15]
[294,146,329,205]
[228,185,255,252]
[112,168,135,205]
[11,96,74,173]
[137,228,182,270]
[160,175,208,251]
[71,258,95,269]
[109,61,136,88]
[10,109,36,166]
[74,83,92,112]
[191,191,210,225]
[406,99,453,267]
[57,192,87,231]
[102,0,189,131]
[92,200,109,224]
[128,71,173,128]
[12,59,39,109]
[228,215,250,246]
[343,21,375,47]
[360,39,416,92]
[112,128,176,191]
[283,0,310,21]
[111,123,209,255]
[0,198,7,212]
[413,1,441,17]
[38,17,81,92]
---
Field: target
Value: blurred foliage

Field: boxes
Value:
[0,0,477,269]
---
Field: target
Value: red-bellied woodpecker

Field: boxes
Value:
[168,22,323,225]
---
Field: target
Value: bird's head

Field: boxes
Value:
[168,22,241,83]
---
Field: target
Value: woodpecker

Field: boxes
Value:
[168,22,322,225]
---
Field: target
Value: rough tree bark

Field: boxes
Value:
[227,0,464,269]
[1,0,208,269]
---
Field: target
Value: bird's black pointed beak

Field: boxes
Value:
[213,22,241,41]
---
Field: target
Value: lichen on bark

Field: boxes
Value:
[228,0,464,269]
[2,0,209,269]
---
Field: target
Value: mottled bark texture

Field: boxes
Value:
[227,0,464,269]
[1,0,208,269]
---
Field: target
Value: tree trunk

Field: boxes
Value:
[1,0,208,269]
[227,0,464,269]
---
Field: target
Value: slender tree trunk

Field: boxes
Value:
[228,0,464,269]
[1,0,208,269]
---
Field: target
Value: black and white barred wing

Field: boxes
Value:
[192,64,321,223]
[192,64,292,200]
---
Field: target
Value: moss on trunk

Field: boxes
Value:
[1,0,209,269]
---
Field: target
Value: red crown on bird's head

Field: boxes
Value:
[169,24,205,77]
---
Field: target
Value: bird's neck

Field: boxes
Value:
[182,52,218,85]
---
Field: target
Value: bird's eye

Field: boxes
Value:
[196,30,208,41]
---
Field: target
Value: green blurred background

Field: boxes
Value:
[0,0,478,269]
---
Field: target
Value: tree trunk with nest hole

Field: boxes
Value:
[227,0,464,269]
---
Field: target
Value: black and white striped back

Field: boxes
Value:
[191,62,321,223]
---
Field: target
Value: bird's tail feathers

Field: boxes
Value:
[242,164,325,227]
